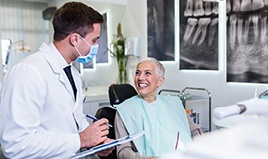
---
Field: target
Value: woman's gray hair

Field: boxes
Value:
[137,57,165,77]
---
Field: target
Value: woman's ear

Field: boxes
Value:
[157,76,165,87]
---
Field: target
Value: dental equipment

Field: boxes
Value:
[214,104,246,119]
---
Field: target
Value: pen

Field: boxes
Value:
[175,131,179,151]
[86,114,113,127]
[197,128,202,135]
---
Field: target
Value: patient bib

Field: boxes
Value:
[117,95,191,156]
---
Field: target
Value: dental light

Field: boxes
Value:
[12,40,30,52]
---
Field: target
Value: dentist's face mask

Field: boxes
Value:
[75,35,99,64]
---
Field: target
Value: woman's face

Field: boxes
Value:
[135,62,164,100]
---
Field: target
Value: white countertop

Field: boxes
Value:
[83,85,109,102]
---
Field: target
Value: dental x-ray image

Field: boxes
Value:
[179,0,219,70]
[95,12,108,64]
[147,0,175,61]
[227,0,268,83]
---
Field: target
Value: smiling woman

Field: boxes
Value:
[114,57,201,159]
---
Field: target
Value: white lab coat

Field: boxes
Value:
[0,42,89,158]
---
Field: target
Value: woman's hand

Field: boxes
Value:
[96,138,115,157]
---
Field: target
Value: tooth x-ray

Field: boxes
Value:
[147,0,175,61]
[227,0,268,83]
[95,12,108,64]
[179,0,219,70]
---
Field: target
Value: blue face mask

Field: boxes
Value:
[75,35,99,64]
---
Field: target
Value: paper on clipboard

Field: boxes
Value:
[69,130,146,159]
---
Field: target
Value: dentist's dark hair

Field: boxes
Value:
[52,1,103,41]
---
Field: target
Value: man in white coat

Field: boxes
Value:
[0,2,113,158]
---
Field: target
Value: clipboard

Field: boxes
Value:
[70,130,146,159]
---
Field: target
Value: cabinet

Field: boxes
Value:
[182,87,211,132]
[158,87,211,132]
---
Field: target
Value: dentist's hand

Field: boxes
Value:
[79,118,109,148]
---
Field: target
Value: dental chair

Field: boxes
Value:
[0,146,6,159]
[94,84,138,159]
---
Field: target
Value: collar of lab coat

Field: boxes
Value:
[39,42,77,102]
